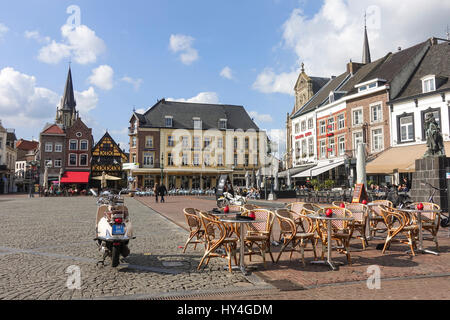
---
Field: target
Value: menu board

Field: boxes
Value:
[352,184,368,203]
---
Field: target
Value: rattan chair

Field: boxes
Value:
[369,200,393,237]
[197,211,238,272]
[182,208,206,253]
[343,203,369,249]
[379,205,419,256]
[242,209,275,267]
[316,207,354,265]
[274,209,316,266]
[411,202,441,251]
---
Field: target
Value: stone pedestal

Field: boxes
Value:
[410,157,449,212]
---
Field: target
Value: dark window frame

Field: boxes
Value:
[396,112,415,144]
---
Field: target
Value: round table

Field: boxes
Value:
[307,214,355,271]
[220,218,264,275]
[399,208,442,256]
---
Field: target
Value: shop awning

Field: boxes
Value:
[60,171,90,184]
[366,142,450,174]
[279,164,316,178]
[293,160,345,178]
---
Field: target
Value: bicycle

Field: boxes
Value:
[420,181,450,228]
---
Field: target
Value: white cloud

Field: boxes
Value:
[0,67,59,128]
[0,23,9,40]
[254,0,450,95]
[24,30,51,44]
[167,92,219,104]
[220,66,234,80]
[249,111,273,123]
[38,24,106,65]
[74,86,98,115]
[252,68,298,96]
[88,65,114,90]
[169,34,199,65]
[121,76,143,91]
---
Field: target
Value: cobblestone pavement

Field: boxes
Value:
[0,196,270,300]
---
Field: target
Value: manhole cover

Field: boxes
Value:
[268,279,304,291]
[162,261,184,267]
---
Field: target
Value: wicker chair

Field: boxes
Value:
[197,211,238,272]
[343,203,369,250]
[274,209,316,266]
[379,205,419,256]
[368,200,393,237]
[316,207,354,265]
[182,208,205,253]
[242,209,275,267]
[411,202,441,251]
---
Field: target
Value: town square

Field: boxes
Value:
[0,0,449,308]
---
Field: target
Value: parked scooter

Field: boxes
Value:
[93,189,135,267]
[216,191,247,207]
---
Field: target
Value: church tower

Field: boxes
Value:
[56,66,78,129]
[362,13,371,64]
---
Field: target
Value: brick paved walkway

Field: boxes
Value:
[137,195,450,300]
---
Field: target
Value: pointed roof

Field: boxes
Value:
[41,123,65,135]
[362,25,371,64]
[60,67,76,110]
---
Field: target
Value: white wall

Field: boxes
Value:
[391,93,450,147]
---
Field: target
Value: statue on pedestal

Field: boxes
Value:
[424,113,445,158]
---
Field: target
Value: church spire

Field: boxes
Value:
[362,13,371,64]
[61,66,76,110]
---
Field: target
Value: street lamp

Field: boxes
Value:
[160,153,164,185]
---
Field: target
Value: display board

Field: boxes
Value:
[352,183,368,203]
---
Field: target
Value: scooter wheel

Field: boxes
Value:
[111,245,120,267]
[441,218,449,228]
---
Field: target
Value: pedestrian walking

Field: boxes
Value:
[154,183,159,203]
[158,184,167,203]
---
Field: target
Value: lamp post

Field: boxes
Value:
[28,160,38,198]
[160,153,164,185]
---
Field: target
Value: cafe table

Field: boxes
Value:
[399,207,442,256]
[220,217,264,275]
[307,213,355,271]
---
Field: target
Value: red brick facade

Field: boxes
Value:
[316,109,349,160]
[346,90,390,157]
[64,118,93,170]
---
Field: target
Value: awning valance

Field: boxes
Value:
[293,160,345,178]
[366,142,450,174]
[60,171,90,184]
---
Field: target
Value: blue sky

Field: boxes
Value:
[1,0,449,155]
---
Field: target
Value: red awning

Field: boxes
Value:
[60,172,90,184]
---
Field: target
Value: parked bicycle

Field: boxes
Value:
[420,181,449,228]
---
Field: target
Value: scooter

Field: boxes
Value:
[93,189,135,267]
[216,191,247,207]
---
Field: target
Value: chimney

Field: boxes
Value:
[347,61,364,75]
[430,37,438,46]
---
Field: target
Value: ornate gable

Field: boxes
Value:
[91,132,127,175]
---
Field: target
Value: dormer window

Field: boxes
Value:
[355,78,385,92]
[193,117,202,129]
[165,116,173,128]
[219,119,227,130]
[422,75,436,93]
